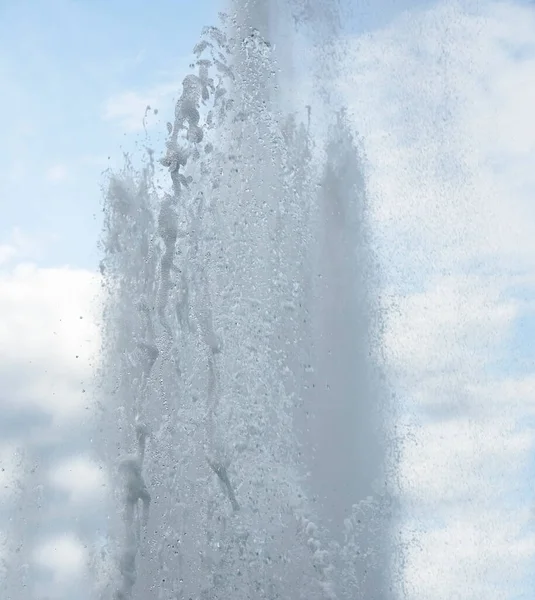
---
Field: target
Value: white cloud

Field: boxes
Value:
[0,261,101,424]
[49,455,108,504]
[0,245,104,599]
[0,227,42,266]
[337,1,535,598]
[341,1,535,276]
[402,509,535,600]
[383,273,535,597]
[45,163,69,183]
[102,54,196,133]
[0,243,17,265]
[33,532,88,584]
[469,374,535,417]
[103,82,178,132]
[398,414,534,505]
[383,273,519,380]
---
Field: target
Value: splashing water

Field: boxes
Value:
[97,2,392,599]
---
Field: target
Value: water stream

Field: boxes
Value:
[97,2,391,598]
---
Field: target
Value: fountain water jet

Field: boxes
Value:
[97,2,392,599]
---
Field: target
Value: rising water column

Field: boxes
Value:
[98,2,391,599]
[244,0,391,595]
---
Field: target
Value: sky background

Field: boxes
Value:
[0,0,534,598]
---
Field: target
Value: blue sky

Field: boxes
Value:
[0,0,448,270]
[1,0,535,599]
[0,0,220,268]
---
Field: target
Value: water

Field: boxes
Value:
[97,1,391,598]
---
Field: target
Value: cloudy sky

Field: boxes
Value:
[1,0,534,598]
